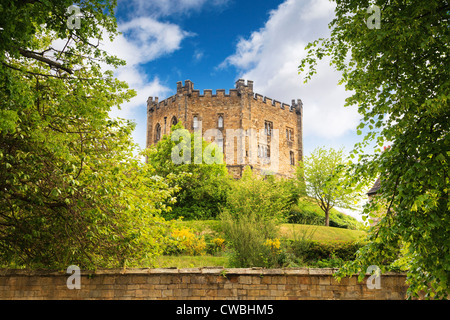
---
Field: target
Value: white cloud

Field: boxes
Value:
[101,17,193,68]
[193,49,204,62]
[94,17,193,148]
[220,0,360,141]
[120,0,230,17]
[107,19,186,101]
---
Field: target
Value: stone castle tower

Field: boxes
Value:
[146,79,303,178]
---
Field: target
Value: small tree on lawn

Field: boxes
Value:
[298,147,361,226]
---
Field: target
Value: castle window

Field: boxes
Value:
[290,151,295,165]
[171,116,178,126]
[193,116,199,130]
[155,123,161,144]
[286,127,294,141]
[264,121,273,136]
[218,115,224,129]
[258,144,270,159]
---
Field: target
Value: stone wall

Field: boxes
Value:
[0,268,409,300]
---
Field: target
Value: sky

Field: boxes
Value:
[103,0,371,220]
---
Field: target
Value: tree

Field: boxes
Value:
[146,122,231,220]
[298,147,361,226]
[0,0,177,269]
[299,0,449,298]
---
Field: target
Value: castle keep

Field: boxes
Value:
[146,79,303,178]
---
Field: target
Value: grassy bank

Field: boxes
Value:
[279,224,367,242]
[174,220,366,242]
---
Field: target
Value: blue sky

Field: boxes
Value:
[105,0,366,160]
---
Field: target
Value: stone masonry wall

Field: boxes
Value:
[0,268,408,300]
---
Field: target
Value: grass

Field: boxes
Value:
[174,219,366,242]
[150,255,230,268]
[279,224,367,242]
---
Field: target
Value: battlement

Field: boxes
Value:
[148,80,302,114]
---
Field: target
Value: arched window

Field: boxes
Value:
[171,116,178,126]
[218,115,224,129]
[155,123,161,144]
[264,121,273,136]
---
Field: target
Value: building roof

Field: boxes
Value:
[367,178,381,196]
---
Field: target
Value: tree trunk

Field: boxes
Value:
[325,209,330,227]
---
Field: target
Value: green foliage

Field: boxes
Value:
[223,167,297,221]
[302,241,365,262]
[147,122,231,220]
[0,0,177,269]
[285,239,364,268]
[297,147,365,226]
[219,167,295,267]
[311,254,346,269]
[299,0,449,298]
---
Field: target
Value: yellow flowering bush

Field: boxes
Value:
[264,238,281,254]
[212,237,226,250]
[170,227,206,256]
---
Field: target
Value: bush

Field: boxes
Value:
[221,211,278,267]
[219,167,293,267]
[164,227,207,256]
[311,254,346,268]
[299,240,365,262]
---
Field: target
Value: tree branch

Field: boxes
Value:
[18,48,73,74]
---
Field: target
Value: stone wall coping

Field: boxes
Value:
[0,267,406,277]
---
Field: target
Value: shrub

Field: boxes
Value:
[206,237,226,255]
[311,254,346,268]
[165,227,207,256]
[212,237,226,250]
[301,240,365,262]
[221,211,278,267]
[219,167,293,267]
[283,238,365,267]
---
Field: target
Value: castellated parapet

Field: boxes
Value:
[146,79,303,178]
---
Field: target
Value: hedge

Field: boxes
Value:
[285,239,366,262]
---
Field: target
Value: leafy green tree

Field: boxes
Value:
[299,0,449,298]
[146,122,231,220]
[0,0,177,269]
[298,147,362,227]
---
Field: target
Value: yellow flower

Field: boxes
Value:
[170,227,206,255]
[213,237,225,248]
[264,238,281,252]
